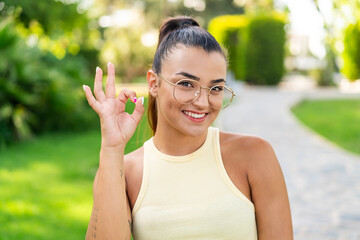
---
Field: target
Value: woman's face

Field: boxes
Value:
[152,45,227,137]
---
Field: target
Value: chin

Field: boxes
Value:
[182,125,209,137]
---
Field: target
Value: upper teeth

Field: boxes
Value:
[184,111,206,119]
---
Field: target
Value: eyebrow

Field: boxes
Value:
[175,71,226,84]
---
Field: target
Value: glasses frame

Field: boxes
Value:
[156,73,235,110]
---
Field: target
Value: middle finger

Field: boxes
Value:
[106,62,116,99]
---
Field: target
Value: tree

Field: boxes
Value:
[1,0,93,56]
[0,0,99,145]
[312,0,360,84]
[86,0,246,82]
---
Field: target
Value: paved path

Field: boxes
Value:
[217,85,360,239]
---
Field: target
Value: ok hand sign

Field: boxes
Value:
[83,62,145,148]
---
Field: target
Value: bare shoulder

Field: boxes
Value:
[124,147,144,187]
[124,146,144,165]
[219,130,280,179]
[124,146,145,210]
[124,147,143,174]
[220,131,292,238]
[219,130,275,162]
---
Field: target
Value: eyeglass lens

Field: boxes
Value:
[173,79,233,109]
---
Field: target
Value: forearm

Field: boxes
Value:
[86,146,131,240]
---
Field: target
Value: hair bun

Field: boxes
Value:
[158,16,199,47]
[178,17,199,28]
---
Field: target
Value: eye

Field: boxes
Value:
[177,80,196,88]
[210,85,224,93]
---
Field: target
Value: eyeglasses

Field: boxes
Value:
[156,73,235,110]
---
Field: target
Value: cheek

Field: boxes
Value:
[157,86,175,107]
[211,109,220,116]
[209,109,220,122]
[156,87,181,115]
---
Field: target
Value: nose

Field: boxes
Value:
[192,87,209,108]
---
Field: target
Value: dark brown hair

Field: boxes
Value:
[148,16,226,134]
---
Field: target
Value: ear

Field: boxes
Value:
[147,70,158,97]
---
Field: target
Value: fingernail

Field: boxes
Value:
[82,85,86,91]
[96,66,100,72]
[134,97,137,103]
[140,97,144,105]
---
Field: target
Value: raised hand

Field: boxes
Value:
[83,62,145,148]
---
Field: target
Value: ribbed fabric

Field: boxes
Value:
[132,127,257,240]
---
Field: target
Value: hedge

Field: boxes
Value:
[208,13,286,85]
[208,15,249,80]
[246,15,286,85]
[342,22,360,81]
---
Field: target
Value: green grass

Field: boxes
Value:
[291,98,360,155]
[0,100,151,240]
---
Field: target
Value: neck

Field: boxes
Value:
[153,125,208,156]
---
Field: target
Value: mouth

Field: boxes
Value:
[182,110,208,122]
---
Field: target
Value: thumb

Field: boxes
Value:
[131,96,145,125]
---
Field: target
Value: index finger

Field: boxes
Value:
[94,67,106,102]
[117,88,137,104]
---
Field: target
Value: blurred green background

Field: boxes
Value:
[1,0,359,239]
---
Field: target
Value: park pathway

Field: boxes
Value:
[217,85,360,239]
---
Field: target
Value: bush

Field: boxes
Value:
[0,18,97,147]
[208,15,249,80]
[208,13,286,85]
[246,14,286,85]
[342,22,360,81]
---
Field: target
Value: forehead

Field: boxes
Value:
[161,45,227,79]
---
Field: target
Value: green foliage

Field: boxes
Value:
[2,0,88,34]
[1,0,98,61]
[208,15,249,80]
[312,0,360,85]
[100,27,156,83]
[208,13,286,85]
[342,22,360,81]
[0,18,97,147]
[292,98,360,155]
[0,130,99,239]
[246,14,286,85]
[124,99,152,153]
[145,0,245,28]
[207,15,248,43]
[0,99,150,239]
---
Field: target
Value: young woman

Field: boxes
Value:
[83,16,293,239]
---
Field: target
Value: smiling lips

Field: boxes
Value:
[182,110,208,121]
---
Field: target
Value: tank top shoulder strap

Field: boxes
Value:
[212,127,255,209]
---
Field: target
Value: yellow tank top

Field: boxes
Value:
[131,127,258,239]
